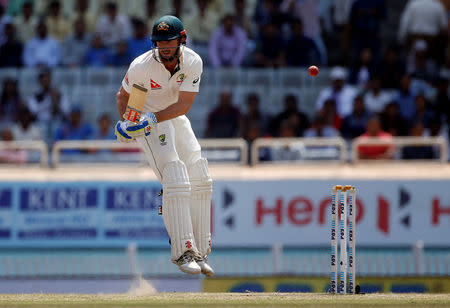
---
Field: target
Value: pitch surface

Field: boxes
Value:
[0,293,448,308]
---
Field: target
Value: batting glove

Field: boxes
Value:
[139,112,157,135]
[115,120,133,142]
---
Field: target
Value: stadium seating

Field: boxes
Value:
[1,67,333,137]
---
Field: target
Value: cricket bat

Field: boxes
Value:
[124,84,148,123]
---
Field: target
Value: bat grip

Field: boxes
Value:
[124,106,142,123]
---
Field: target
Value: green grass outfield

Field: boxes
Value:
[0,293,448,308]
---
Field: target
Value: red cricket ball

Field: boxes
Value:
[308,65,319,77]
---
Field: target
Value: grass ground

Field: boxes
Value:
[0,293,448,308]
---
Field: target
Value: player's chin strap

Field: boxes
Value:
[152,45,184,64]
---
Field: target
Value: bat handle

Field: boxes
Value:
[124,106,142,123]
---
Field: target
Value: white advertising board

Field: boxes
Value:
[211,180,450,246]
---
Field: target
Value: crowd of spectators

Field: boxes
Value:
[0,0,449,163]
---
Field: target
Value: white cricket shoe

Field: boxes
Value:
[196,256,214,277]
[175,251,201,274]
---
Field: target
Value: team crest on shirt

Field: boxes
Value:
[177,73,185,83]
[157,22,169,31]
[159,134,167,145]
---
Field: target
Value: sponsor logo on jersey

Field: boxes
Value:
[177,73,185,83]
[150,79,161,90]
[185,241,192,249]
[192,77,199,84]
[159,134,167,145]
[157,22,169,31]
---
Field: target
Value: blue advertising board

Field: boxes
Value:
[0,182,168,247]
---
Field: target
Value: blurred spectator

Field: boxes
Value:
[0,3,12,44]
[240,93,270,138]
[316,66,358,117]
[341,95,372,139]
[364,75,393,113]
[284,18,320,67]
[434,76,450,127]
[14,2,37,44]
[304,112,340,137]
[254,22,284,67]
[425,116,447,157]
[321,98,342,130]
[45,0,70,42]
[0,23,23,67]
[393,74,418,123]
[318,0,333,36]
[348,48,375,88]
[54,106,93,142]
[23,21,61,67]
[92,113,114,140]
[253,0,285,30]
[349,0,386,62]
[357,116,394,160]
[407,39,439,83]
[95,2,132,48]
[281,0,326,64]
[0,78,24,123]
[380,101,409,136]
[243,120,265,164]
[184,0,220,63]
[426,114,445,139]
[234,0,252,36]
[402,122,435,159]
[84,33,112,67]
[413,93,436,128]
[127,18,152,62]
[378,45,405,89]
[398,0,447,62]
[71,0,95,34]
[109,0,156,19]
[27,70,70,122]
[328,0,352,65]
[5,0,29,17]
[145,0,159,35]
[11,106,43,141]
[111,41,129,66]
[0,128,27,164]
[171,0,184,18]
[244,121,262,144]
[272,94,309,137]
[62,18,91,67]
[209,14,248,67]
[270,120,303,161]
[205,91,241,138]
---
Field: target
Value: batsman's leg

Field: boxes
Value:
[186,153,214,276]
[161,160,200,274]
[136,120,201,274]
[173,116,214,276]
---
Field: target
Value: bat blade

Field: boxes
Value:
[124,84,147,123]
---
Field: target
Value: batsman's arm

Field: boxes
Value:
[154,91,197,123]
[116,86,130,121]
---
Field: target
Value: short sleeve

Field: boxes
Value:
[122,70,132,93]
[180,56,203,92]
[122,59,140,93]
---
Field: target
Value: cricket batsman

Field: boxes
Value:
[114,15,213,276]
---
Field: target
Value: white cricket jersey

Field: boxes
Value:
[121,46,202,113]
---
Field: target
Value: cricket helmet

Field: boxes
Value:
[151,15,187,44]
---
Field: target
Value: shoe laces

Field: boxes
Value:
[195,254,208,263]
[176,251,195,266]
